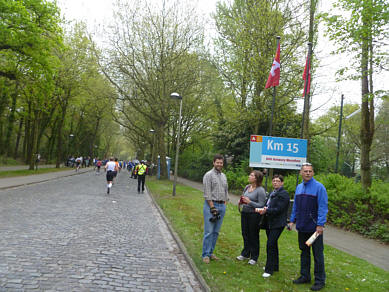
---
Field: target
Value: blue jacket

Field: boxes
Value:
[290,177,328,232]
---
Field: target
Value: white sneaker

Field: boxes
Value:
[236,255,249,261]
[262,272,271,278]
[248,259,257,265]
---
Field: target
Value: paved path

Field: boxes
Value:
[172,176,389,272]
[0,171,202,291]
[0,168,91,190]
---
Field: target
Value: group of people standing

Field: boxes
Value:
[201,155,328,291]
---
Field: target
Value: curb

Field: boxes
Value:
[146,186,211,292]
[0,169,93,190]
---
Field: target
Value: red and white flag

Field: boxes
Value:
[265,42,281,89]
[302,56,311,96]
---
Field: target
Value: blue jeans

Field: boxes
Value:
[202,201,226,258]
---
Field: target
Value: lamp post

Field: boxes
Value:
[171,92,183,196]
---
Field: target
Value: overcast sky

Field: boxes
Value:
[56,0,387,118]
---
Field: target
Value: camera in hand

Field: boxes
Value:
[239,196,246,205]
[210,207,221,222]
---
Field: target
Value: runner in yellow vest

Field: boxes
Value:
[135,160,148,193]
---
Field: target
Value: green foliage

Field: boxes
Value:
[224,159,252,191]
[178,149,215,182]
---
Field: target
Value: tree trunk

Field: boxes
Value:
[158,123,168,179]
[303,0,318,161]
[5,89,17,156]
[56,102,68,168]
[13,115,23,159]
[360,30,374,190]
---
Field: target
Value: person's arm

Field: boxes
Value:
[316,184,328,234]
[203,172,212,201]
[266,191,289,216]
[288,191,298,230]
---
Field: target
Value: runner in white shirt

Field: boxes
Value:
[105,157,118,194]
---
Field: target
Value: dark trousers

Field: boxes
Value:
[298,231,326,284]
[265,227,284,274]
[240,212,261,261]
[137,174,145,192]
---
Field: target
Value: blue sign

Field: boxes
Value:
[249,135,307,170]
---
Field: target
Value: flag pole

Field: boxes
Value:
[296,42,313,188]
[268,36,281,137]
[265,36,281,191]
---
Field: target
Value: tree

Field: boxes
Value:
[321,0,389,190]
[97,0,208,178]
[212,0,307,161]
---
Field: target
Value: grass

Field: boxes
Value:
[0,167,72,178]
[147,178,389,292]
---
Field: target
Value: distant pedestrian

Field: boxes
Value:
[135,160,148,193]
[202,154,228,264]
[288,163,328,291]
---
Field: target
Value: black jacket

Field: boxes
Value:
[265,187,290,229]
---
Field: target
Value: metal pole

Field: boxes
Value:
[335,94,344,173]
[297,42,313,187]
[266,36,280,191]
[172,98,183,196]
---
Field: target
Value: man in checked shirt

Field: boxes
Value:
[202,154,229,264]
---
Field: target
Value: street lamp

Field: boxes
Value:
[170,92,183,196]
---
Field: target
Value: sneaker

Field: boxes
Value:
[310,283,325,291]
[210,254,219,261]
[248,259,257,265]
[262,272,271,278]
[202,257,210,264]
[236,255,249,261]
[293,276,311,284]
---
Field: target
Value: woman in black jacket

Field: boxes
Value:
[256,174,290,277]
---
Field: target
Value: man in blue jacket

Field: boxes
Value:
[288,163,328,291]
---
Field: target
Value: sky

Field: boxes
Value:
[56,0,388,118]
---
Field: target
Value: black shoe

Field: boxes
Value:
[310,283,325,291]
[107,188,110,194]
[293,276,311,284]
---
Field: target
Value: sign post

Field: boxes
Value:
[249,135,307,170]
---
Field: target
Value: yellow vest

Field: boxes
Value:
[137,164,146,175]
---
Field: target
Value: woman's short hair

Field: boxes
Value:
[272,174,284,182]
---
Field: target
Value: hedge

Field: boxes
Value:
[180,161,389,243]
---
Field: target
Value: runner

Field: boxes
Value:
[114,158,121,184]
[75,156,82,172]
[96,159,102,174]
[105,157,118,194]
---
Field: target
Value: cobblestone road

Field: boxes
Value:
[0,171,202,291]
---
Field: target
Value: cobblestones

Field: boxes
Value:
[0,172,202,291]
